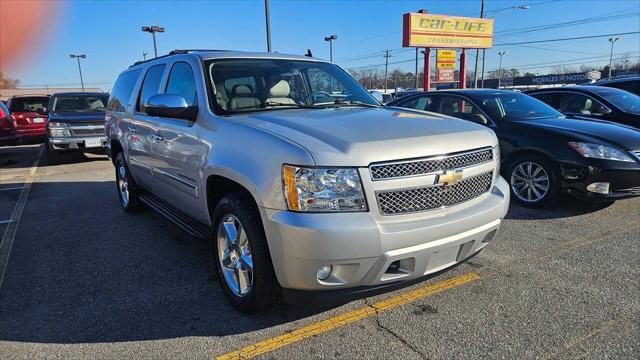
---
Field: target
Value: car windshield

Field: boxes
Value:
[51,94,109,113]
[206,58,379,114]
[9,96,49,113]
[477,92,564,122]
[592,87,640,114]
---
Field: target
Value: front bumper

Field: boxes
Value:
[559,161,640,201]
[48,136,107,152]
[261,176,510,294]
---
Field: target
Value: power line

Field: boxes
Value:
[495,31,640,46]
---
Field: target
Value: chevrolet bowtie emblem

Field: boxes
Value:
[437,169,464,185]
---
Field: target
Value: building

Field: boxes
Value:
[0,88,104,102]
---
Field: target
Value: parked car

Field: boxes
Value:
[6,95,50,141]
[0,101,23,146]
[387,90,640,207]
[45,92,109,160]
[593,76,640,96]
[526,86,639,129]
[106,50,510,312]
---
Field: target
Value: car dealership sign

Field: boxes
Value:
[402,13,494,49]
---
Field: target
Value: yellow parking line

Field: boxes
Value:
[216,272,480,360]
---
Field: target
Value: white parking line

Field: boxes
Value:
[0,145,43,288]
[0,187,25,192]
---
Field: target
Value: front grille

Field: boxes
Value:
[70,127,105,136]
[376,172,493,215]
[370,148,493,180]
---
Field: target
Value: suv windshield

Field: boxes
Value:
[592,87,640,114]
[9,96,49,113]
[51,94,109,113]
[477,92,564,122]
[206,59,379,114]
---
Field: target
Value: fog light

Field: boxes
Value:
[587,182,610,194]
[316,265,332,280]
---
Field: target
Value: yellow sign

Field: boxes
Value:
[437,49,457,69]
[403,13,494,49]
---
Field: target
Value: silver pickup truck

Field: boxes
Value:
[106,50,510,312]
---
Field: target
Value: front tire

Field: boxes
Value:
[507,155,559,208]
[114,152,143,213]
[212,193,280,313]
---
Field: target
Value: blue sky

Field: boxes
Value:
[10,0,640,90]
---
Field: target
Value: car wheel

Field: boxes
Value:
[507,155,559,208]
[212,193,280,313]
[114,152,143,213]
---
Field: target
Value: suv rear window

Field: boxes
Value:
[9,96,49,113]
[108,69,141,112]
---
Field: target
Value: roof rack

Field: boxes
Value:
[129,49,230,68]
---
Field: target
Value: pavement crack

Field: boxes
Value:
[364,298,428,360]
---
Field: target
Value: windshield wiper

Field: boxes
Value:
[315,99,379,108]
[260,102,324,109]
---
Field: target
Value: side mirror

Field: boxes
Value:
[370,91,384,103]
[145,94,198,121]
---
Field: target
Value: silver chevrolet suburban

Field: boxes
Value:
[106,50,510,312]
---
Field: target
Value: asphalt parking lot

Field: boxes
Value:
[0,144,638,360]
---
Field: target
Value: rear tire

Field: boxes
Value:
[507,155,559,208]
[212,193,280,313]
[114,152,144,213]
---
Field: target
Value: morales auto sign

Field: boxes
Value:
[402,13,494,49]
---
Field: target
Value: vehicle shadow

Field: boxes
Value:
[0,144,108,169]
[506,194,614,220]
[0,180,322,344]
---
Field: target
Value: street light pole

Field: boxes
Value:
[497,51,507,89]
[69,54,86,92]
[473,0,485,88]
[324,35,338,62]
[264,0,272,52]
[141,26,165,58]
[480,5,529,88]
[608,36,621,79]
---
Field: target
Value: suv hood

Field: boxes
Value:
[49,112,106,123]
[525,117,640,151]
[234,107,497,166]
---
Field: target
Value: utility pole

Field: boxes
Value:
[415,48,419,89]
[264,0,272,52]
[69,54,86,91]
[473,0,485,88]
[383,50,392,93]
[497,51,507,89]
[324,35,338,62]
[608,36,621,79]
[141,26,165,58]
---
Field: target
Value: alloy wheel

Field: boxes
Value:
[117,164,129,207]
[217,214,254,297]
[510,161,550,203]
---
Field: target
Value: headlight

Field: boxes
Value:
[48,122,67,128]
[50,129,70,137]
[568,142,634,162]
[282,165,367,212]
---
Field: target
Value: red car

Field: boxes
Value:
[0,101,22,146]
[6,95,50,140]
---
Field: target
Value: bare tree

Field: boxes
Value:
[0,71,20,89]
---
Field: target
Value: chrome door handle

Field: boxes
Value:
[152,133,164,141]
[127,127,138,133]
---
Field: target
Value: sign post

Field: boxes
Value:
[403,12,493,91]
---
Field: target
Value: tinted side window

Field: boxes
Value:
[166,62,197,106]
[437,96,489,125]
[108,69,141,112]
[137,64,166,113]
[557,93,608,115]
[399,96,434,111]
[530,93,556,109]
